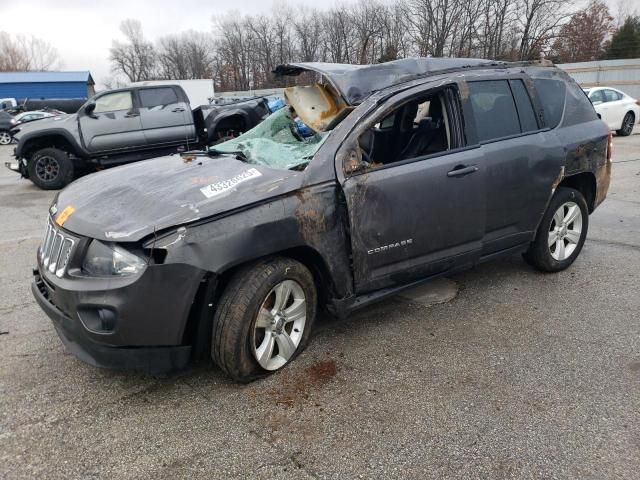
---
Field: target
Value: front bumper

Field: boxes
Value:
[4,148,25,176]
[33,278,191,373]
[32,257,204,373]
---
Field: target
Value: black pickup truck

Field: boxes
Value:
[32,58,611,382]
[6,84,270,189]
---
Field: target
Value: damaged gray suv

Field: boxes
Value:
[32,58,611,382]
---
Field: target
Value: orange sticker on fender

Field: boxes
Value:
[55,206,75,226]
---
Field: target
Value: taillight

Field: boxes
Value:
[636,99,640,106]
[607,131,613,162]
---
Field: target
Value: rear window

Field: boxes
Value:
[139,88,179,108]
[509,80,539,132]
[533,79,566,129]
[468,80,521,142]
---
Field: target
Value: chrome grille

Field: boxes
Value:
[40,222,76,278]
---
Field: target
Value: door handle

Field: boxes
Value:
[447,165,478,177]
[124,112,139,118]
[172,108,185,112]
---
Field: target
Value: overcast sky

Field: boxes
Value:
[0,0,349,86]
[0,0,628,88]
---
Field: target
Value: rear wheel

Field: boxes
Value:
[211,257,317,382]
[617,112,635,136]
[0,130,12,145]
[27,147,74,190]
[523,187,589,272]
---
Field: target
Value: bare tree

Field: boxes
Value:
[109,19,156,82]
[0,32,62,71]
[157,31,215,80]
[517,0,573,59]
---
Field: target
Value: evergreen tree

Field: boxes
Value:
[605,16,640,59]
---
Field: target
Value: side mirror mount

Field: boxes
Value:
[84,101,96,116]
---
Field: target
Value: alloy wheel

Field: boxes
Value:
[252,279,307,371]
[548,201,583,261]
[34,155,60,182]
[0,131,11,145]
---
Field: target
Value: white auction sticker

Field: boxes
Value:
[200,168,262,198]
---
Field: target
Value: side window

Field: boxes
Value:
[94,92,133,113]
[563,78,599,126]
[139,88,179,108]
[355,90,452,169]
[589,90,605,104]
[509,79,539,132]
[603,89,622,102]
[533,79,566,129]
[468,80,520,142]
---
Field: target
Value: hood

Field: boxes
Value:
[13,112,74,136]
[54,154,302,242]
[273,58,506,105]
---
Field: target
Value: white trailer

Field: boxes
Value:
[130,79,214,107]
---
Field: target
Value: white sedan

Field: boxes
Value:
[584,87,640,136]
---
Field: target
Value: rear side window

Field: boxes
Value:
[509,80,539,132]
[139,88,179,108]
[562,78,599,126]
[533,79,566,129]
[603,89,622,102]
[468,80,520,142]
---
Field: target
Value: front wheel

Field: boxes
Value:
[211,257,317,382]
[523,187,589,272]
[0,130,12,145]
[616,112,635,136]
[27,147,75,190]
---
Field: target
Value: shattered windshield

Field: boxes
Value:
[210,108,328,170]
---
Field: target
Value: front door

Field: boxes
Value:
[78,90,146,153]
[340,86,485,293]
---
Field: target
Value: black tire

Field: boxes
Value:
[616,112,635,136]
[523,187,589,273]
[27,147,74,190]
[211,257,317,382]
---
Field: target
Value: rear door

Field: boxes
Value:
[78,90,146,153]
[339,84,485,293]
[602,89,627,129]
[137,87,196,146]
[464,77,565,255]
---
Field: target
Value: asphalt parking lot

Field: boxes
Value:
[1,137,639,479]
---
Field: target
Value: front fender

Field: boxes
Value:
[16,128,86,159]
[145,183,354,299]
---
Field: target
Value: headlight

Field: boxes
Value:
[82,240,146,277]
[10,118,16,125]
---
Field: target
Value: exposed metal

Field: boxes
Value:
[284,83,348,132]
[274,58,505,105]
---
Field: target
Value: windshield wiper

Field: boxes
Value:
[208,148,248,162]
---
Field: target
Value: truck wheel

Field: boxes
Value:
[27,148,74,190]
[616,112,635,136]
[211,257,317,382]
[0,130,12,145]
[523,187,589,273]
